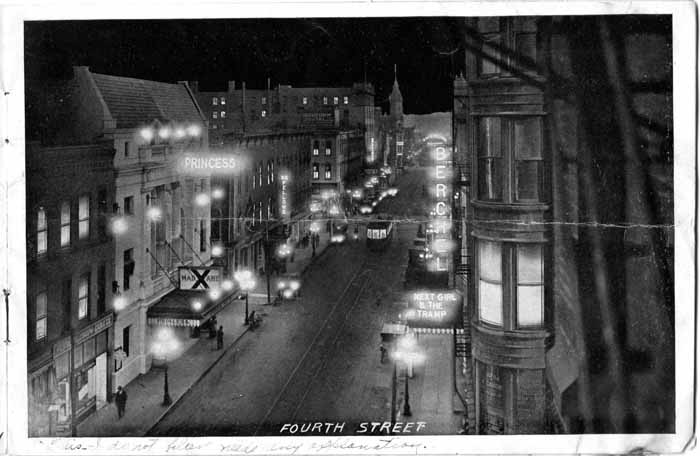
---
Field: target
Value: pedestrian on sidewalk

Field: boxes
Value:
[114,386,127,419]
[216,326,224,350]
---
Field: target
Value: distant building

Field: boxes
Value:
[26,141,116,436]
[453,16,674,434]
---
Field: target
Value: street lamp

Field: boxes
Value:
[234,270,256,325]
[151,327,180,406]
[392,333,424,419]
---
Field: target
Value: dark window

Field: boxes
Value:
[477,117,503,201]
[98,188,108,238]
[97,264,106,315]
[199,219,206,252]
[124,141,130,157]
[62,279,71,332]
[513,118,543,202]
[123,196,134,215]
[123,249,134,290]
[123,326,130,357]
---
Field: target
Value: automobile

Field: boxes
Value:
[277,272,301,300]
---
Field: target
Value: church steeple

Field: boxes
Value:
[389,64,403,119]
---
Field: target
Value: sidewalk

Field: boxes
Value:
[77,229,332,437]
[392,334,464,434]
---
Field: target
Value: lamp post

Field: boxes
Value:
[392,333,422,421]
[151,328,179,407]
[234,270,255,325]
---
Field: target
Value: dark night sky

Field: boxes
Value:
[24,18,467,114]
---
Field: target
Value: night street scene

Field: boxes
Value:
[23,15,675,438]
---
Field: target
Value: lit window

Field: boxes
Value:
[270,161,274,183]
[478,240,502,326]
[258,162,263,186]
[333,96,339,105]
[220,97,226,105]
[323,97,328,105]
[78,274,89,320]
[60,202,70,247]
[262,97,267,105]
[313,141,319,156]
[37,208,47,255]
[517,244,543,327]
[261,110,267,118]
[477,117,502,201]
[212,112,218,119]
[78,195,90,239]
[212,97,218,105]
[221,111,226,118]
[302,97,308,105]
[325,164,332,180]
[343,96,349,104]
[36,291,47,341]
[312,163,319,179]
[325,141,332,156]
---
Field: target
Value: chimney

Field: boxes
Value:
[228,80,236,92]
[188,81,199,92]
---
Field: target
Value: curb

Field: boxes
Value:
[143,324,251,436]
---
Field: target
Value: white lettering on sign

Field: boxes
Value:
[280,174,289,220]
[178,267,222,290]
[180,155,237,175]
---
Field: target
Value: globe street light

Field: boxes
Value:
[393,333,424,418]
[151,327,180,406]
[234,270,256,325]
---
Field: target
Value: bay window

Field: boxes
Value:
[476,116,544,204]
[476,239,545,329]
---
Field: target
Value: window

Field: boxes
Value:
[212,111,218,119]
[221,111,226,118]
[302,97,308,105]
[97,264,106,315]
[343,96,349,104]
[60,201,71,247]
[35,291,47,341]
[513,118,543,201]
[258,162,263,186]
[78,273,89,320]
[325,141,332,156]
[480,33,502,76]
[78,195,90,239]
[123,196,134,215]
[270,161,274,183]
[261,96,267,105]
[37,208,47,255]
[212,97,218,105]
[313,141,319,156]
[123,249,134,290]
[312,163,319,179]
[261,110,267,118]
[323,96,328,105]
[123,326,130,357]
[477,117,503,201]
[516,244,544,327]
[220,97,226,105]
[199,219,206,252]
[478,240,502,326]
[62,279,71,333]
[325,164,332,180]
[333,96,339,105]
[124,141,130,158]
[477,116,544,203]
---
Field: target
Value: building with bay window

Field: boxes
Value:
[456,15,673,434]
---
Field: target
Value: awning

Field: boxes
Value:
[147,287,239,328]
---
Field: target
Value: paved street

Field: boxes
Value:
[148,167,462,436]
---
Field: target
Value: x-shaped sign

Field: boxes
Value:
[191,269,211,289]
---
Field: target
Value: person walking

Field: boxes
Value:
[216,326,224,350]
[115,386,127,419]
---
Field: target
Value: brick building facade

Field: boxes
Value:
[26,141,116,436]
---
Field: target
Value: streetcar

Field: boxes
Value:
[330,219,349,243]
[366,219,394,251]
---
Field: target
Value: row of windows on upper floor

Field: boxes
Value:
[212,95,350,106]
[311,163,334,180]
[33,192,108,257]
